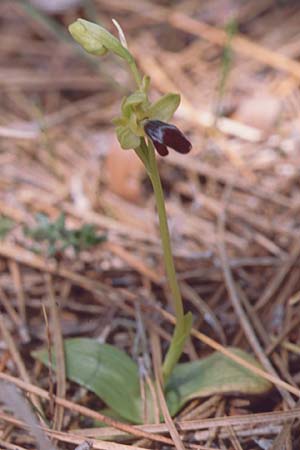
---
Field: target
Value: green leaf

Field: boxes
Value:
[147,93,180,122]
[33,339,272,423]
[95,407,129,427]
[73,224,106,250]
[33,338,144,423]
[115,125,141,149]
[69,19,133,62]
[165,348,273,416]
[24,214,105,256]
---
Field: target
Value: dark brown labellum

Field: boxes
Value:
[144,120,192,156]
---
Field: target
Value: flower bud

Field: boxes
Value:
[69,20,108,55]
[69,19,133,62]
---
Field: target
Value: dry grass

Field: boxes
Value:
[1,0,300,448]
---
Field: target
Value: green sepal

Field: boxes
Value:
[147,93,180,122]
[119,97,130,119]
[116,125,141,149]
[69,19,133,62]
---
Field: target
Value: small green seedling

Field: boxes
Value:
[0,216,14,239]
[25,212,106,256]
[215,18,237,118]
[34,19,272,425]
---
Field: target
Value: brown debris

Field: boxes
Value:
[1,1,300,449]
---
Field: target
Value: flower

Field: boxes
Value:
[113,92,182,151]
[144,120,192,156]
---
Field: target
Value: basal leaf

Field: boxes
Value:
[165,348,273,416]
[33,338,143,423]
[34,339,272,424]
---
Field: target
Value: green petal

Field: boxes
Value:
[115,126,140,149]
[147,93,180,121]
[142,75,151,93]
[122,91,148,117]
[128,113,144,137]
[69,19,133,62]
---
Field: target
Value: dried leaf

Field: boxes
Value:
[105,138,145,203]
[0,381,55,450]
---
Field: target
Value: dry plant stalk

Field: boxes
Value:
[0,381,56,450]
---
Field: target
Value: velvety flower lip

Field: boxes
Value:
[144,120,192,157]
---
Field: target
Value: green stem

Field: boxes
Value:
[129,63,191,384]
[142,140,191,383]
[147,143,184,320]
[128,59,142,89]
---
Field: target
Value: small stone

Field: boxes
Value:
[234,93,282,132]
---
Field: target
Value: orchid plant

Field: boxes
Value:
[34,18,272,426]
[69,18,193,383]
